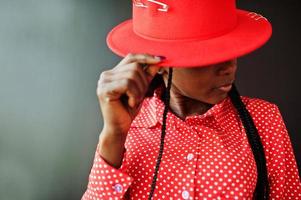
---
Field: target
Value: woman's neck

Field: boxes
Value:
[160,86,214,120]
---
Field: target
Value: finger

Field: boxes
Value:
[97,70,114,86]
[126,90,137,108]
[101,78,142,106]
[98,65,150,102]
[113,62,149,94]
[118,53,165,66]
[144,65,162,82]
[108,69,146,100]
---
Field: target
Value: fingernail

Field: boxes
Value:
[154,55,166,61]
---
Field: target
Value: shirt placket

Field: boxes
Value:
[167,115,202,200]
[185,116,219,199]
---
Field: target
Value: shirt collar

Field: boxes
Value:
[131,86,230,128]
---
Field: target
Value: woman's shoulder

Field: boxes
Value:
[239,95,282,123]
[240,96,278,109]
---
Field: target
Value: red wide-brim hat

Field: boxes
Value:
[106,0,272,67]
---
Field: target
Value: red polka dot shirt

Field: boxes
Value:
[82,88,301,199]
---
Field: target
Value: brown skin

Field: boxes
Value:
[97,53,162,168]
[159,59,237,120]
[96,53,237,168]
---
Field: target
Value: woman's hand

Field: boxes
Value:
[97,53,164,137]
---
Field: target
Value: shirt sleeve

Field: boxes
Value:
[81,144,134,200]
[266,104,301,199]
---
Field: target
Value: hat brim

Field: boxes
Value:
[106,9,272,67]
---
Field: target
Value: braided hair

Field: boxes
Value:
[228,84,270,199]
[146,68,269,200]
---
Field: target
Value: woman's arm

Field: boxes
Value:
[98,128,127,169]
[82,53,164,199]
[263,104,301,199]
[81,133,133,199]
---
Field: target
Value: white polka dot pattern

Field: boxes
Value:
[82,87,301,199]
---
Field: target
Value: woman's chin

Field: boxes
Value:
[207,93,228,104]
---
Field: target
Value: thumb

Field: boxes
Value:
[145,65,164,80]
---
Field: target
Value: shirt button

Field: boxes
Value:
[182,190,190,199]
[113,183,123,193]
[186,153,194,161]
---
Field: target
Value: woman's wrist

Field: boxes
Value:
[97,129,127,169]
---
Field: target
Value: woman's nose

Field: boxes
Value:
[217,59,237,76]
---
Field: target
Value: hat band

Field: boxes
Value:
[132,22,238,42]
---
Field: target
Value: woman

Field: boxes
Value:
[82,0,301,199]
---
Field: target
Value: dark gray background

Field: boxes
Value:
[0,0,300,199]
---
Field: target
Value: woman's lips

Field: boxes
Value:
[216,83,233,92]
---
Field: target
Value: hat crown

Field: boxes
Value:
[132,0,237,40]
